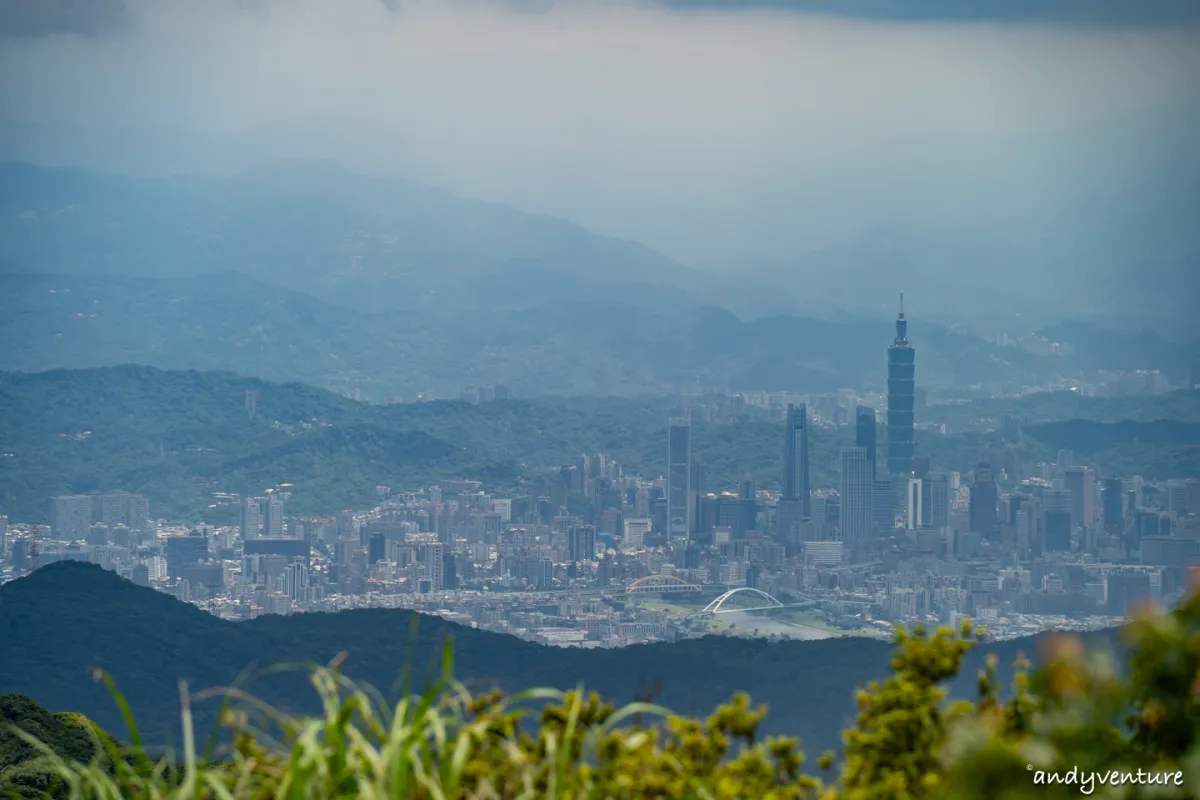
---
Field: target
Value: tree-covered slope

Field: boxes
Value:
[2,368,1196,524]
[1026,419,1200,482]
[924,390,1200,431]
[0,562,1110,768]
[0,693,109,798]
[0,366,480,522]
[17,580,1200,798]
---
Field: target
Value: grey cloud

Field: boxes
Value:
[0,0,405,39]
[0,0,1196,330]
[0,0,131,38]
[8,0,1198,40]
[660,0,1200,26]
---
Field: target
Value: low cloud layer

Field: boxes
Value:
[0,0,131,38]
[1,0,1197,326]
[5,0,1200,38]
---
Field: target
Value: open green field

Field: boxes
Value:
[633,597,884,641]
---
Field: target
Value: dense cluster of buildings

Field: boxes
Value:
[2,302,1197,647]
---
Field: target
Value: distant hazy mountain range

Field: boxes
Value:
[0,159,723,315]
[2,161,1194,400]
[0,561,1118,766]
[0,270,1057,400]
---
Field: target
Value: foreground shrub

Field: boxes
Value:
[11,580,1200,798]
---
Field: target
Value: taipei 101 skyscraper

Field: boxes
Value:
[887,294,916,477]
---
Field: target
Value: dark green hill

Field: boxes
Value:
[0,562,1114,765]
[1026,419,1200,481]
[2,367,1195,523]
[924,390,1200,431]
[0,366,482,522]
[1,694,105,768]
[0,693,110,798]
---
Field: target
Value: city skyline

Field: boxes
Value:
[2,2,1199,788]
[3,296,1199,655]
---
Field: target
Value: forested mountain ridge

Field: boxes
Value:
[0,561,1116,768]
[1,367,1196,524]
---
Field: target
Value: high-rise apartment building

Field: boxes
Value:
[421,543,445,590]
[51,492,150,541]
[165,533,210,581]
[912,456,932,523]
[782,403,812,519]
[491,498,513,522]
[368,533,387,565]
[1166,480,1189,517]
[855,406,877,481]
[283,561,310,602]
[886,296,916,477]
[969,464,998,538]
[926,473,950,530]
[840,447,873,547]
[871,479,895,534]
[906,478,923,530]
[1188,479,1200,518]
[240,497,261,541]
[1016,498,1040,555]
[1044,510,1072,552]
[261,493,285,539]
[1042,488,1073,514]
[1064,466,1095,528]
[1103,478,1125,533]
[622,518,650,553]
[91,494,125,530]
[50,495,92,541]
[667,415,692,541]
[90,492,150,533]
[568,524,597,563]
[775,499,807,545]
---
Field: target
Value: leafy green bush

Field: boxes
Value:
[13,581,1200,798]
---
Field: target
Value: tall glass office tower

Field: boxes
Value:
[886,294,916,477]
[667,415,692,541]
[855,406,877,481]
[782,403,812,519]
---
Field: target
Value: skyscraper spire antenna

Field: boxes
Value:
[893,292,909,345]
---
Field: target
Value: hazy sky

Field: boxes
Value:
[1,0,1198,316]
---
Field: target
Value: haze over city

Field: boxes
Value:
[3,0,1199,330]
[1,1,1200,796]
